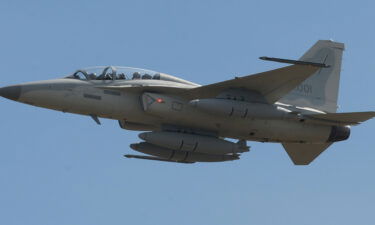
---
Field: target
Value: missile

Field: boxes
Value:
[130,142,239,162]
[138,131,249,154]
[124,154,195,164]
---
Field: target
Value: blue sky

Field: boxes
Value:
[0,0,374,225]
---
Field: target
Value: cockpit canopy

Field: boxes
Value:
[65,66,161,81]
[64,66,198,86]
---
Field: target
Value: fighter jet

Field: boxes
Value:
[1,40,374,165]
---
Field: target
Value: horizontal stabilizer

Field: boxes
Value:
[186,65,320,103]
[308,111,375,125]
[282,143,332,165]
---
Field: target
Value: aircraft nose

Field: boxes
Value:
[0,85,22,101]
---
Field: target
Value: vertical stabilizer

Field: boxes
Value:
[280,40,345,112]
[282,143,333,165]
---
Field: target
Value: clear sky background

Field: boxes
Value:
[0,1,374,225]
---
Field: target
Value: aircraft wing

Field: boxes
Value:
[184,65,320,103]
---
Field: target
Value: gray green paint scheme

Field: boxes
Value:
[1,40,374,165]
[280,40,344,112]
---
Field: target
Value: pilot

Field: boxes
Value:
[152,73,161,80]
[118,73,126,80]
[142,74,152,79]
[132,72,141,79]
[88,73,97,80]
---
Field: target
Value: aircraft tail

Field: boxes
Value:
[307,111,375,125]
[280,40,345,112]
[282,142,333,165]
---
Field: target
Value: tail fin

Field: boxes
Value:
[280,40,345,112]
[282,142,333,165]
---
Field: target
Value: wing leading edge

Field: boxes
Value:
[184,65,320,103]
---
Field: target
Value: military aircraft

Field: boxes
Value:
[1,40,374,165]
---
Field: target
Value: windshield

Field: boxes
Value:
[65,66,161,81]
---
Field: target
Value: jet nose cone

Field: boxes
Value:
[0,85,22,101]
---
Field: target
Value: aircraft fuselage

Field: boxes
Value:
[3,78,341,144]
